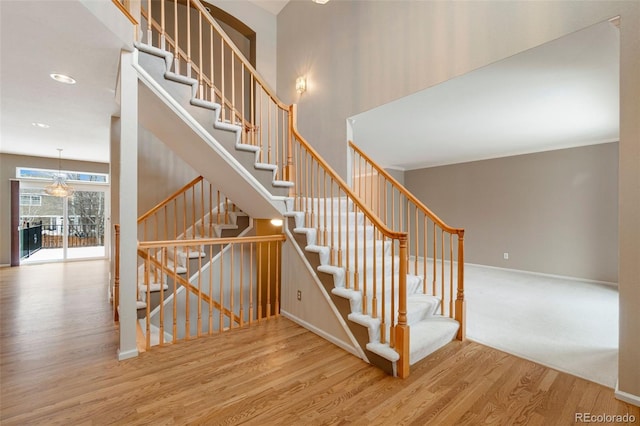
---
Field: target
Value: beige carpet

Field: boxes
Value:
[464,264,618,388]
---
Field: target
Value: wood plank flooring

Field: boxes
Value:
[1,261,638,425]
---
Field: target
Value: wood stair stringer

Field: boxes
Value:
[285,215,395,375]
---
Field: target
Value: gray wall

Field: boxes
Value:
[405,143,618,283]
[276,1,640,398]
[137,125,199,216]
[0,153,109,266]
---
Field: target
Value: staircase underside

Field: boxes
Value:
[135,47,290,220]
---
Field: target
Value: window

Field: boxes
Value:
[16,167,108,184]
[20,194,42,206]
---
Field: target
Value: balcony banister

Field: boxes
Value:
[291,106,407,242]
[112,0,139,25]
[142,0,287,111]
[138,234,285,250]
[349,140,464,236]
[137,176,203,223]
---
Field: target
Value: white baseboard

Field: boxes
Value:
[466,262,618,287]
[117,348,139,361]
[615,380,640,407]
[409,255,618,287]
[281,310,361,359]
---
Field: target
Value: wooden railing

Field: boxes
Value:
[139,0,292,180]
[114,0,460,377]
[289,105,412,377]
[111,0,139,26]
[349,141,466,340]
[137,234,284,350]
[138,176,238,243]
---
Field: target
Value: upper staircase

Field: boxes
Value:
[118,0,465,378]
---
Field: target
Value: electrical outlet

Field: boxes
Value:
[503,252,509,260]
[297,290,302,301]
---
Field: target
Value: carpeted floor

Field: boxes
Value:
[464,264,619,388]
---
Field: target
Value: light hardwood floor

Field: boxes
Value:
[1,261,638,425]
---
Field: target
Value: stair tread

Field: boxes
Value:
[409,317,459,365]
[366,342,400,362]
[137,43,290,197]
[273,180,295,188]
[138,283,170,292]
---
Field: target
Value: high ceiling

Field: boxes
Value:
[247,0,290,15]
[350,20,619,170]
[0,2,619,171]
[0,1,125,163]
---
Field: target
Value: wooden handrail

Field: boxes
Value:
[290,106,407,242]
[188,1,287,110]
[112,0,138,25]
[349,139,466,346]
[138,234,285,249]
[137,176,203,223]
[140,2,286,111]
[136,0,453,377]
[290,104,410,378]
[349,140,463,236]
[140,9,257,131]
[137,247,241,324]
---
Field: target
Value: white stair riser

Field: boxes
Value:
[298,197,352,214]
[305,225,376,247]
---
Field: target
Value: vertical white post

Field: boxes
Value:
[118,49,139,360]
[346,118,355,186]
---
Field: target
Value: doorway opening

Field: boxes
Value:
[15,168,109,264]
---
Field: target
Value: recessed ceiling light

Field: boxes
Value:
[50,73,76,84]
[32,122,50,128]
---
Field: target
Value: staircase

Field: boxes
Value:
[118,0,465,378]
[285,197,460,374]
[134,176,257,348]
[137,203,251,319]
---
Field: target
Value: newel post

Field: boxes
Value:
[455,230,466,340]
[396,235,410,378]
[286,105,296,193]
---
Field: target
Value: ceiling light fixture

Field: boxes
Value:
[296,76,307,94]
[45,149,75,198]
[50,73,76,84]
[32,122,50,128]
[312,0,330,4]
[270,218,283,227]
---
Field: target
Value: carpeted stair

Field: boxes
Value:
[285,197,459,374]
[135,42,293,198]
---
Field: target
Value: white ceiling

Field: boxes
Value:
[350,20,620,170]
[0,3,618,171]
[0,1,123,163]
[247,0,290,15]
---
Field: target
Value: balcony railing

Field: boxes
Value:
[20,222,105,250]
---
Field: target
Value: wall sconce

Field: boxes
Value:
[296,76,307,94]
[270,218,283,227]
